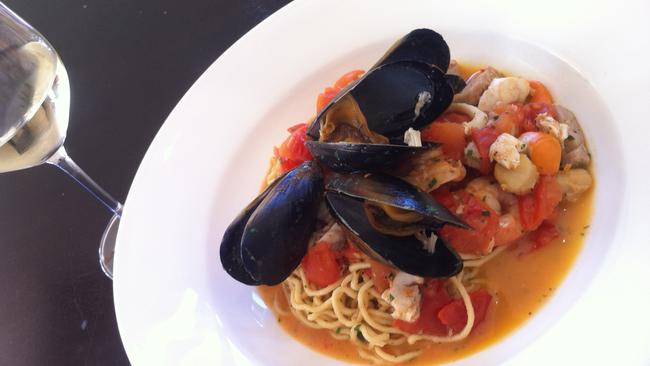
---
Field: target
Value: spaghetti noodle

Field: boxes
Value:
[275,251,500,364]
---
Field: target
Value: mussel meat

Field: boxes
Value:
[326,173,468,229]
[326,192,462,278]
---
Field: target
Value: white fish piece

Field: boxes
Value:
[478,77,530,112]
[463,141,481,170]
[489,133,525,170]
[381,272,424,322]
[403,127,422,147]
[317,223,346,250]
[536,113,569,142]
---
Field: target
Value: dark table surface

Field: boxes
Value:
[0,1,289,364]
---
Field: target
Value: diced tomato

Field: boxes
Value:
[494,213,524,246]
[333,69,365,90]
[528,81,554,105]
[438,289,492,333]
[520,102,558,133]
[316,87,340,113]
[470,127,500,174]
[518,175,562,231]
[492,102,524,136]
[439,193,499,255]
[368,260,393,293]
[438,111,471,124]
[421,122,466,160]
[316,70,365,113]
[517,194,537,231]
[394,280,451,336]
[301,241,341,288]
[529,221,560,250]
[431,186,457,211]
[494,113,518,136]
[275,123,312,172]
[421,278,445,298]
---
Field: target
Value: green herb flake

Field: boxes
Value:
[388,293,395,302]
[566,135,575,141]
[353,324,365,341]
[481,210,491,217]
[428,178,438,189]
[335,327,341,334]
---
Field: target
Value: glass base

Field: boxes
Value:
[99,212,120,279]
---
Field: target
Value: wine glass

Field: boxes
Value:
[0,2,121,279]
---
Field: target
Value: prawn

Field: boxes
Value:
[478,77,530,112]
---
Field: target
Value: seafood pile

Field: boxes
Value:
[219,28,593,286]
[220,29,470,286]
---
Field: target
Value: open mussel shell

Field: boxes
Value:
[326,192,463,278]
[326,173,469,229]
[307,61,453,140]
[373,28,450,72]
[220,161,323,286]
[306,141,437,173]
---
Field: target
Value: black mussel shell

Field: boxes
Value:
[220,171,287,285]
[326,173,469,228]
[445,74,467,94]
[306,141,437,173]
[239,161,323,285]
[326,192,462,278]
[373,28,450,72]
[307,61,453,140]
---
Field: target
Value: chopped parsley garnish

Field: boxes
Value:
[481,210,491,216]
[428,178,438,189]
[354,325,365,341]
[388,293,395,302]
[335,327,341,334]
[566,135,575,141]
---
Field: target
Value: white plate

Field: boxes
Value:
[113,0,650,365]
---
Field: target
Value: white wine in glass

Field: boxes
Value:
[1,2,121,279]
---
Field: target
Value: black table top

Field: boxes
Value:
[0,1,289,364]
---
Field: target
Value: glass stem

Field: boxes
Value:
[46,146,123,216]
